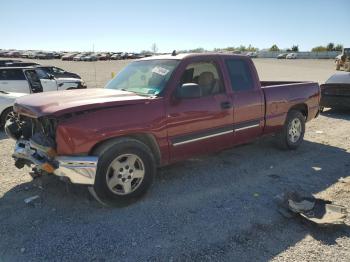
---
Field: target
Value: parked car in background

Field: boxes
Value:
[4,62,40,67]
[62,53,78,61]
[0,90,26,127]
[320,72,350,110]
[0,60,22,66]
[335,48,350,72]
[0,67,86,94]
[98,53,110,60]
[20,51,33,58]
[120,52,128,59]
[286,53,297,59]
[111,53,122,60]
[73,53,87,61]
[6,53,320,204]
[34,66,81,79]
[82,54,98,62]
[277,53,288,59]
[4,51,21,58]
[37,52,55,59]
[246,52,257,58]
[53,52,63,59]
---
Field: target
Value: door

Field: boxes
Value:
[0,69,30,93]
[23,70,43,93]
[224,58,264,145]
[35,69,57,92]
[167,60,234,162]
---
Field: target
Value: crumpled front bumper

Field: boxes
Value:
[13,140,98,185]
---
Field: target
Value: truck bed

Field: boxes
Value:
[260,81,320,134]
[260,81,306,87]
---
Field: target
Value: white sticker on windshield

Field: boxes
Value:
[152,66,170,76]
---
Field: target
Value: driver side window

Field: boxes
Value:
[181,62,223,97]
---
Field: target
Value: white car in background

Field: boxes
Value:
[0,91,26,127]
[0,67,86,94]
[286,53,297,59]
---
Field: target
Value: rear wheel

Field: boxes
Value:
[91,138,156,206]
[277,110,305,150]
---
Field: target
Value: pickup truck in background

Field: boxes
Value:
[5,53,320,204]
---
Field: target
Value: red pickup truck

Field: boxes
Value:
[6,53,320,204]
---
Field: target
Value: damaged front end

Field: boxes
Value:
[5,115,97,185]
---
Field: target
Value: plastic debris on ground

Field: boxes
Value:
[275,191,348,225]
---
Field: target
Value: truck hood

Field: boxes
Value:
[14,88,151,118]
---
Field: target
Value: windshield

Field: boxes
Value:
[105,59,180,96]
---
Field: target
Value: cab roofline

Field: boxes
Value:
[138,52,249,61]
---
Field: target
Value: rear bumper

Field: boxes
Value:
[13,140,98,185]
[320,95,350,109]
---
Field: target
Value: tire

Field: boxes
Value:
[277,110,305,150]
[0,107,14,128]
[92,138,156,206]
[335,63,340,70]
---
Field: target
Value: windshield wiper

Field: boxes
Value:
[0,90,9,94]
[120,88,152,97]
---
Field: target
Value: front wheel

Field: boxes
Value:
[0,107,15,128]
[91,138,156,206]
[277,110,305,150]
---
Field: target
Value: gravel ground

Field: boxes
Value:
[0,59,349,261]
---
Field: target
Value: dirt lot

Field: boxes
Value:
[0,58,349,262]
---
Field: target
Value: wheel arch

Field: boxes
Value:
[89,133,161,166]
[289,103,308,119]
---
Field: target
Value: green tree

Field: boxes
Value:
[311,46,328,52]
[269,44,280,52]
[334,44,343,52]
[225,47,236,51]
[247,44,258,51]
[327,43,335,51]
[237,45,247,52]
[189,48,205,53]
[291,45,299,52]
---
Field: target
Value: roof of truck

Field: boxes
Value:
[139,52,248,61]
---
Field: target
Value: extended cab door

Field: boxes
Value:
[35,69,58,92]
[166,59,234,162]
[23,69,43,93]
[0,69,30,93]
[223,58,264,144]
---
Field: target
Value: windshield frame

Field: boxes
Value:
[105,59,180,97]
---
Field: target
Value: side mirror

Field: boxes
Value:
[47,74,55,80]
[176,83,201,99]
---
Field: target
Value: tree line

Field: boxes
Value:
[174,43,344,53]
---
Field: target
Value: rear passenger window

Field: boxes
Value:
[226,59,254,91]
[0,69,26,80]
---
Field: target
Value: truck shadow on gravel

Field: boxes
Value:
[321,108,350,120]
[0,131,7,140]
[0,137,349,261]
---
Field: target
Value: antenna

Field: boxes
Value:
[93,43,97,88]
